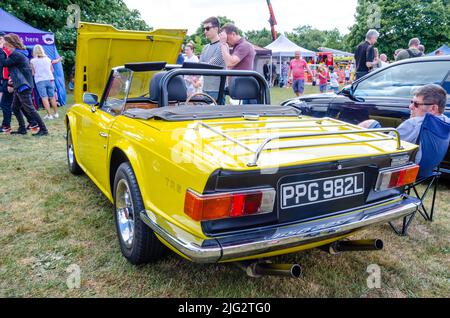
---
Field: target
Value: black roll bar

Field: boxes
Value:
[158,69,271,107]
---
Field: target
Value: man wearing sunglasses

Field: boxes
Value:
[396,84,449,143]
[360,84,449,145]
[199,17,226,104]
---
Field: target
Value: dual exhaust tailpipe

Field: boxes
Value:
[322,239,384,255]
[238,262,302,279]
[236,239,383,279]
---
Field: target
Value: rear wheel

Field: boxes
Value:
[113,162,165,264]
[67,125,83,175]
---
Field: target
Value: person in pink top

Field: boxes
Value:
[317,65,328,93]
[288,51,313,96]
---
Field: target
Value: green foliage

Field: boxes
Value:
[0,0,151,75]
[346,0,450,58]
[286,25,347,52]
[244,28,275,48]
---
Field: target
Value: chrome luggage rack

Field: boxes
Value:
[194,117,403,167]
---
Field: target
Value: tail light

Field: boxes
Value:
[375,164,419,191]
[184,188,276,221]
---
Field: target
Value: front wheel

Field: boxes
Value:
[113,162,165,264]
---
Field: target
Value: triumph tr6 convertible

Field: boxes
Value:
[66,23,421,270]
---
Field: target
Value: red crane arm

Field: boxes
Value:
[266,0,278,40]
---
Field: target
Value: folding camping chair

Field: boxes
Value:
[390,113,450,235]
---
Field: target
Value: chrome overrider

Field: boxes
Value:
[140,196,421,263]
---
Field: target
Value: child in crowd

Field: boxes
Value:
[317,65,328,93]
[329,66,340,93]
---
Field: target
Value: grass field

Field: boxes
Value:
[0,88,449,298]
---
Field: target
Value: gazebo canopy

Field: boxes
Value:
[0,8,55,45]
[252,43,272,56]
[318,47,354,57]
[0,8,66,105]
[427,44,450,56]
[265,34,315,57]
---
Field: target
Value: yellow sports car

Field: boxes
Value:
[66,23,421,276]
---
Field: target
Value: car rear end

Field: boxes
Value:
[140,116,422,263]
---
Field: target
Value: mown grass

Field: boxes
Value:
[0,89,449,298]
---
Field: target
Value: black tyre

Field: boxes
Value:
[113,162,165,264]
[67,125,83,175]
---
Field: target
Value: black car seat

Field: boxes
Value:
[149,72,187,106]
[228,77,260,102]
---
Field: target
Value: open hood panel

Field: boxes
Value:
[74,22,186,104]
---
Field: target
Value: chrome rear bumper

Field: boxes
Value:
[140,196,421,263]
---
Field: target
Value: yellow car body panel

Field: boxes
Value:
[67,23,422,264]
[74,22,187,104]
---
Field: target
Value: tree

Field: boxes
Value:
[286,25,346,52]
[244,28,276,48]
[0,0,150,75]
[346,0,450,58]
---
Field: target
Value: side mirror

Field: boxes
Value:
[83,93,99,112]
[340,86,365,103]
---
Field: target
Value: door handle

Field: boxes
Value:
[99,132,108,138]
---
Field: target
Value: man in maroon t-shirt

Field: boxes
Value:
[219,24,257,104]
[219,23,256,71]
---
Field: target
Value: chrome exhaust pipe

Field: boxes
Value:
[323,239,384,254]
[238,262,302,279]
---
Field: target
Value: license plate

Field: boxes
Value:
[280,172,365,210]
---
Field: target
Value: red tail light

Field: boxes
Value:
[184,189,276,221]
[375,164,419,191]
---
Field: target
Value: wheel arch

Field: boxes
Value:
[109,147,131,197]
[65,112,83,171]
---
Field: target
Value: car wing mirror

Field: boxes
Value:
[340,86,365,103]
[83,93,99,112]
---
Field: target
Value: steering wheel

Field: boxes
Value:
[186,92,218,105]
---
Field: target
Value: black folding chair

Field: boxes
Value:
[390,114,450,235]
[389,168,442,236]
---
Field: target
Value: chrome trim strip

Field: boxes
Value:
[230,124,353,135]
[194,122,254,152]
[140,210,222,263]
[140,196,421,263]
[194,120,404,168]
[248,128,403,167]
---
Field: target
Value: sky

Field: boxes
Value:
[123,0,358,36]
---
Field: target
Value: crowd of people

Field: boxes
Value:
[354,29,449,161]
[0,31,63,136]
[180,17,257,104]
[0,32,49,136]
[262,52,358,96]
[258,29,446,98]
[354,29,438,80]
[1,19,447,136]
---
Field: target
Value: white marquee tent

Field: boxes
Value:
[265,34,316,57]
[264,34,316,84]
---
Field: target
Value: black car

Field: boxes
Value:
[282,56,450,175]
